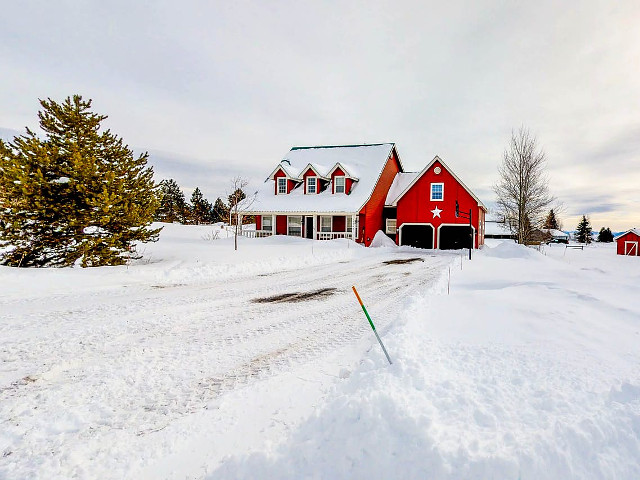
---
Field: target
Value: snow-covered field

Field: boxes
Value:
[1,225,639,479]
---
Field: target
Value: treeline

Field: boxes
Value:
[155,179,246,225]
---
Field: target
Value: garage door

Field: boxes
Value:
[400,225,434,249]
[439,225,473,250]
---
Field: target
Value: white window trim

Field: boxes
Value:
[262,215,273,231]
[306,176,317,194]
[386,218,397,235]
[346,215,353,232]
[320,215,332,232]
[287,215,303,237]
[277,177,287,195]
[430,182,444,201]
[334,176,346,194]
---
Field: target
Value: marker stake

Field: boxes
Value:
[352,286,392,364]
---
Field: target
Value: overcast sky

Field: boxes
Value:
[1,1,639,230]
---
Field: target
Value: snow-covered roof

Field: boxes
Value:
[385,172,419,205]
[387,155,487,210]
[614,228,640,240]
[245,144,400,214]
[484,220,512,236]
[542,228,569,238]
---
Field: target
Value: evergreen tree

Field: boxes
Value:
[190,187,213,224]
[211,197,228,223]
[575,215,592,244]
[597,227,614,242]
[228,188,246,213]
[0,95,160,267]
[543,209,560,230]
[156,179,189,223]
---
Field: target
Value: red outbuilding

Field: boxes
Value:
[615,229,640,256]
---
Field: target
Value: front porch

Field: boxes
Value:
[242,213,358,241]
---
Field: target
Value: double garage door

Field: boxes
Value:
[400,224,473,250]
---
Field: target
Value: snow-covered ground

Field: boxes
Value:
[1,227,639,479]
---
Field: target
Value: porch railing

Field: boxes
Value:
[240,229,273,238]
[317,231,354,240]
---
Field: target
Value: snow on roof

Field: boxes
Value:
[614,228,640,240]
[542,228,569,238]
[388,155,486,210]
[385,172,419,205]
[484,220,512,236]
[246,144,398,214]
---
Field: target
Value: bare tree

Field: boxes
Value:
[494,127,554,244]
[227,176,256,251]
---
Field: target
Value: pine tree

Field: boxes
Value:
[211,197,228,223]
[575,215,592,244]
[155,179,189,223]
[597,227,614,242]
[543,209,560,230]
[190,187,213,224]
[0,95,160,267]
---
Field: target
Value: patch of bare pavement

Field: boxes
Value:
[252,288,338,303]
[383,257,424,265]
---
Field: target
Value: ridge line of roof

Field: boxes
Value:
[290,143,393,150]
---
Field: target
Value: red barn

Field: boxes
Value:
[244,145,486,250]
[615,229,640,256]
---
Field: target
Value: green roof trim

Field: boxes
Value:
[290,143,393,151]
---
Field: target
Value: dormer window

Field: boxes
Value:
[307,177,317,194]
[277,177,287,194]
[334,176,345,194]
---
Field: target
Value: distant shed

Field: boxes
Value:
[614,228,640,256]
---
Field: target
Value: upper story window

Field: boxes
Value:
[277,177,287,195]
[334,176,345,194]
[430,182,444,201]
[307,177,317,194]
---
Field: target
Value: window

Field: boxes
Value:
[346,216,353,233]
[334,176,345,194]
[288,216,302,236]
[430,183,444,201]
[307,177,317,194]
[386,219,397,235]
[262,215,272,232]
[320,216,332,232]
[277,177,287,194]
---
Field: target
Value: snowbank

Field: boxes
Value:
[212,241,640,479]
[370,230,397,248]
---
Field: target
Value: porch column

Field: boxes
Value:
[313,215,317,240]
[351,214,356,240]
[271,214,275,235]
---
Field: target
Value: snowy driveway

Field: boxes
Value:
[0,241,451,479]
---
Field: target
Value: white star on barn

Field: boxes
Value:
[431,206,442,218]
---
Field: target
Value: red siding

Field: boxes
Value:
[333,215,346,232]
[359,150,402,246]
[396,160,483,248]
[276,215,287,235]
[616,232,640,255]
[345,178,354,194]
[256,215,262,230]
